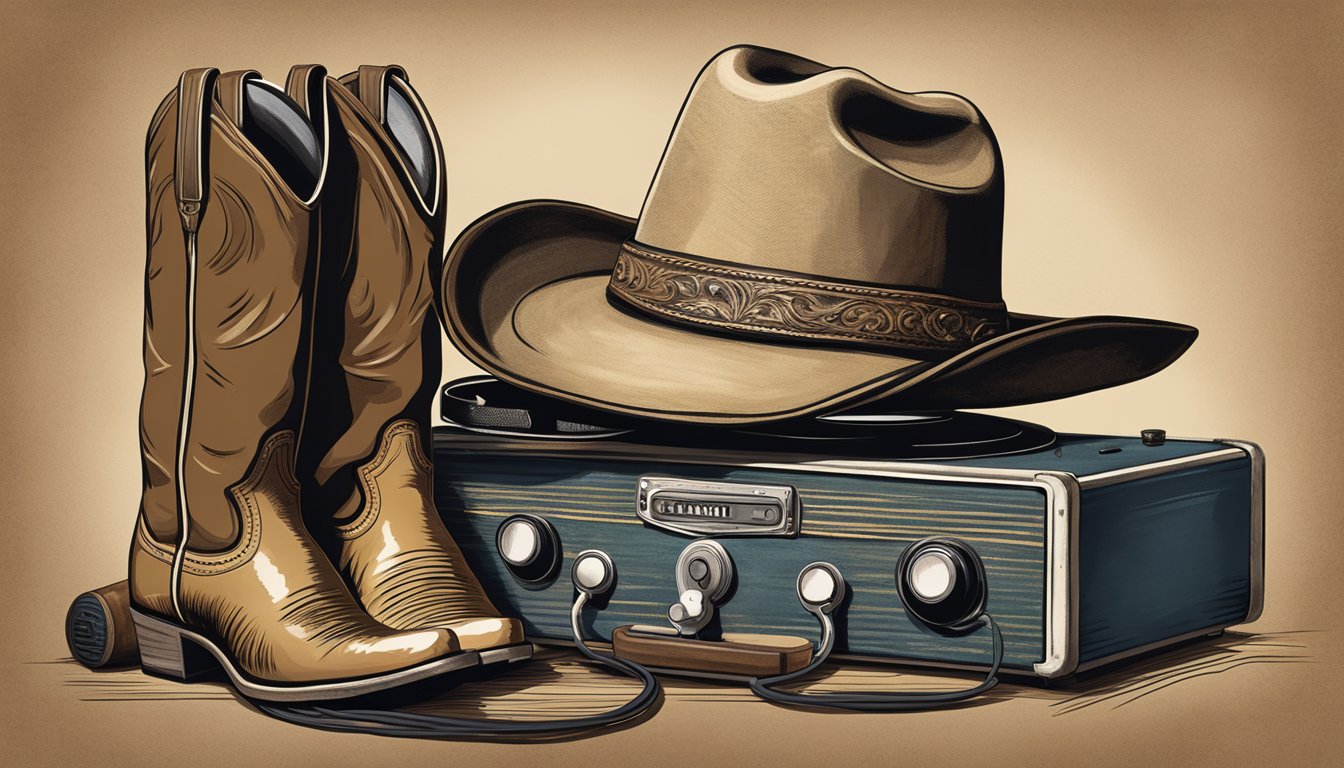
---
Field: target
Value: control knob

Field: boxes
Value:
[496,514,561,583]
[895,537,988,634]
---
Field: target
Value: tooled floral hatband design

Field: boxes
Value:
[608,242,1008,353]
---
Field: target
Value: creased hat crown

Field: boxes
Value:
[611,46,1008,355]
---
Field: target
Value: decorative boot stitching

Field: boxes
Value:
[139,431,295,575]
[334,420,428,540]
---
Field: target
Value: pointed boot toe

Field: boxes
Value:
[330,421,529,661]
[130,431,477,700]
[439,617,526,655]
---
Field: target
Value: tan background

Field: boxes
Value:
[3,0,1342,765]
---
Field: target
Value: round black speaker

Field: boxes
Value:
[895,537,988,635]
[495,514,562,584]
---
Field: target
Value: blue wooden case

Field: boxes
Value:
[432,429,1263,678]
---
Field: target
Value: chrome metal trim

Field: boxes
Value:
[1077,446,1245,489]
[637,476,797,537]
[1218,439,1265,623]
[1032,472,1079,678]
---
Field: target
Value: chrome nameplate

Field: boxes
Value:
[636,476,798,537]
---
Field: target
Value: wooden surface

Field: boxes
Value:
[53,630,1310,724]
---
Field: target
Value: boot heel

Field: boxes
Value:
[130,610,221,682]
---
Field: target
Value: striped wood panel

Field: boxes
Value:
[434,452,1048,670]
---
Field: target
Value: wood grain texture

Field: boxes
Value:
[434,451,1048,668]
[56,631,1311,720]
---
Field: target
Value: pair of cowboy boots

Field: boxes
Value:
[128,65,526,700]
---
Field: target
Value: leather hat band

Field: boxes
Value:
[608,241,1008,354]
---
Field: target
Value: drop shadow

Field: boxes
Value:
[58,629,1316,733]
[674,628,1317,716]
[241,648,666,743]
[1041,629,1317,715]
[62,647,663,743]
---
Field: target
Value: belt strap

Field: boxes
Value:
[354,64,407,125]
[174,68,220,234]
[285,64,328,122]
[215,69,260,130]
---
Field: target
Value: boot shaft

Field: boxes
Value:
[295,67,448,519]
[139,69,326,552]
[283,67,514,639]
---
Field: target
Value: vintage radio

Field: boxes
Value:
[433,378,1264,680]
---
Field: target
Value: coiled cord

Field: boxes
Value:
[254,592,660,739]
[749,612,1002,711]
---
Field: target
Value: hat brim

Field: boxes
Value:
[441,200,1197,425]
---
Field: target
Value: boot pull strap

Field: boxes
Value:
[285,64,328,123]
[215,69,261,130]
[175,67,220,234]
[355,64,407,125]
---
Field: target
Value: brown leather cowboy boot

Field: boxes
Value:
[129,68,476,701]
[287,64,527,662]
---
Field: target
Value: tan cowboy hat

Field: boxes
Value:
[440,45,1197,425]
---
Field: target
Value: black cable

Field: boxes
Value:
[749,613,1003,711]
[253,593,661,738]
